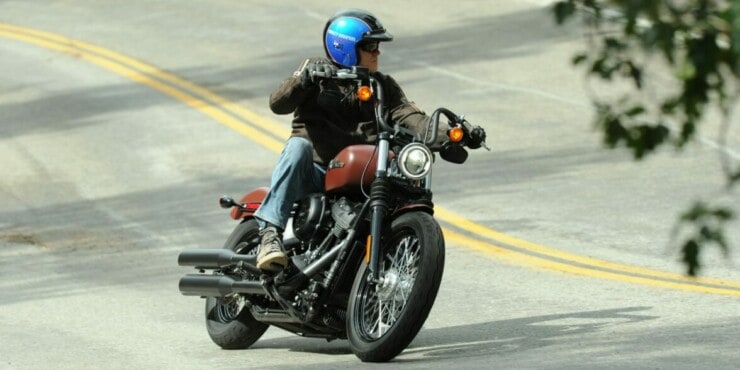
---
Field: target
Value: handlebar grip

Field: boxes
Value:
[311,70,331,79]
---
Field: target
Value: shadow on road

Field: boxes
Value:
[251,306,657,360]
[407,306,657,359]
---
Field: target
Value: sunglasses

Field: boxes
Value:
[358,42,380,53]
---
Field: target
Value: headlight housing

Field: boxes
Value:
[397,143,433,180]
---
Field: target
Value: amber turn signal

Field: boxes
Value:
[365,235,372,264]
[357,86,373,102]
[448,126,464,142]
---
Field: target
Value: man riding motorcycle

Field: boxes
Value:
[254,8,485,271]
[177,8,489,362]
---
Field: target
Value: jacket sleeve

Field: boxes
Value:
[269,58,318,115]
[383,75,448,150]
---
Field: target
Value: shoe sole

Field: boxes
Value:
[257,252,288,271]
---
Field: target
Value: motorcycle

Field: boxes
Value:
[177,66,488,362]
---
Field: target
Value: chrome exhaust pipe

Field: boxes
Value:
[178,274,266,297]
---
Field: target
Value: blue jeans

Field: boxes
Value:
[254,137,326,231]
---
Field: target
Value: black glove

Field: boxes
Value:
[467,125,487,149]
[300,61,338,89]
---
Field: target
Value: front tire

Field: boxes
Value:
[205,219,268,349]
[347,212,445,362]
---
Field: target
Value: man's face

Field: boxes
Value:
[358,42,381,73]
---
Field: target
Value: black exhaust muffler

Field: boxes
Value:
[178,274,266,296]
[178,249,257,270]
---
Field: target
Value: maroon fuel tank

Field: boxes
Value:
[325,145,389,194]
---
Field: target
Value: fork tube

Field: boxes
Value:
[424,167,433,191]
[369,133,391,281]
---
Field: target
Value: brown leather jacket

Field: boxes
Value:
[269,58,444,166]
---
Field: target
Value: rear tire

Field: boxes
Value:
[205,219,268,349]
[347,212,445,362]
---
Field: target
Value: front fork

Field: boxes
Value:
[368,132,391,282]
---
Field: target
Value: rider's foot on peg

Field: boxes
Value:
[256,226,288,271]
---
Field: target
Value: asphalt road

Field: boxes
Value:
[1,1,739,369]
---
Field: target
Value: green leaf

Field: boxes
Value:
[598,110,627,148]
[677,62,697,80]
[730,168,740,186]
[679,121,696,145]
[624,105,645,117]
[627,61,643,88]
[552,0,738,276]
[681,239,700,276]
[681,202,708,222]
[553,1,577,24]
[572,53,588,65]
[712,208,735,221]
[660,98,680,114]
[605,37,626,50]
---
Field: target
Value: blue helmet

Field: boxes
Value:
[323,9,393,68]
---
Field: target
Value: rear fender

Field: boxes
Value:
[230,187,269,220]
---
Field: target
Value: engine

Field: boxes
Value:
[290,195,363,245]
[291,194,331,244]
[330,197,360,237]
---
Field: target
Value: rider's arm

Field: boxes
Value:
[269,58,319,115]
[383,75,448,149]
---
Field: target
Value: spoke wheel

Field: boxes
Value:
[205,219,268,349]
[347,212,445,362]
[356,233,421,340]
[213,294,247,323]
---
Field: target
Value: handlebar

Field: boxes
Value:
[426,108,463,146]
[310,66,369,81]
[311,67,488,150]
[430,108,490,150]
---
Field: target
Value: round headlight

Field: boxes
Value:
[398,143,433,179]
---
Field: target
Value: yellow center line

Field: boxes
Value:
[437,208,740,290]
[0,23,290,151]
[443,229,740,297]
[3,22,739,296]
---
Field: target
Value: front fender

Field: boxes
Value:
[391,202,434,219]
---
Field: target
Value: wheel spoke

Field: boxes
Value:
[377,298,385,337]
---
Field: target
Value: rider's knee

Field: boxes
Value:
[284,137,313,158]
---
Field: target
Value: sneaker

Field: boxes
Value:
[256,226,288,271]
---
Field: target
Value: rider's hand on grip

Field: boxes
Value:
[301,61,338,89]
[467,125,487,150]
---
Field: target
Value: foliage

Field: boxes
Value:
[553,0,739,275]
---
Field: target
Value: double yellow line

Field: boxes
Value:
[0,22,290,152]
[3,22,739,297]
